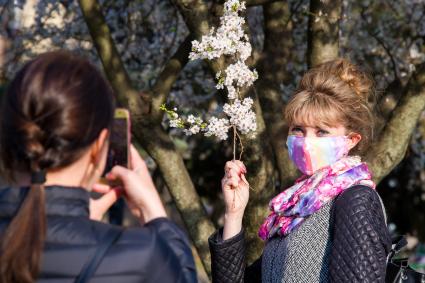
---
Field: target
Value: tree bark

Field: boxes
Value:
[78,0,215,277]
[307,0,341,67]
[245,0,281,6]
[240,95,276,263]
[150,35,193,121]
[256,1,299,189]
[169,0,211,39]
[367,63,425,183]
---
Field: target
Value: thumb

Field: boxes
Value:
[90,188,123,220]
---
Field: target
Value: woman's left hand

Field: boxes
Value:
[89,185,123,221]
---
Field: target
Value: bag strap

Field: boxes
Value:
[75,227,122,283]
[388,235,408,261]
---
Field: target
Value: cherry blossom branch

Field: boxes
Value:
[162,0,258,161]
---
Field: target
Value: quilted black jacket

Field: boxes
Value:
[209,185,391,283]
[0,186,197,283]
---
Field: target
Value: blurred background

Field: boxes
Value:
[1,0,424,281]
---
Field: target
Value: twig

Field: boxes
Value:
[235,129,244,160]
[232,125,237,161]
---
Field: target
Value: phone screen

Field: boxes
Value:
[103,109,130,176]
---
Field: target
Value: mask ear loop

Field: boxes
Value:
[343,132,356,156]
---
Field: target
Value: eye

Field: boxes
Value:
[317,129,330,136]
[290,127,303,134]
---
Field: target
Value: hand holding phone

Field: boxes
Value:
[101,108,131,186]
[91,108,130,221]
[102,145,167,223]
[93,109,167,223]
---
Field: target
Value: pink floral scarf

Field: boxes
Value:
[258,156,375,240]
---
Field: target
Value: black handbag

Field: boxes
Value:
[386,236,425,283]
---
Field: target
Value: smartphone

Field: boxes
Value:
[101,108,131,184]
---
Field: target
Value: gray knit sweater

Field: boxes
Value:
[262,200,334,283]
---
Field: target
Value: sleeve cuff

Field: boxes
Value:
[143,217,170,227]
[209,228,244,250]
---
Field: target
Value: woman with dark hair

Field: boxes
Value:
[0,51,196,283]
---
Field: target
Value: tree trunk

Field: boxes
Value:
[307,0,341,67]
[256,1,299,189]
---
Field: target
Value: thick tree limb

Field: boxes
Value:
[240,91,277,263]
[150,35,193,121]
[307,0,341,67]
[170,0,211,39]
[78,0,215,277]
[78,0,148,113]
[256,1,299,189]
[366,63,425,183]
[245,0,282,6]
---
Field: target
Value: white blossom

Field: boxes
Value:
[223,98,257,135]
[224,61,258,90]
[170,118,183,128]
[184,125,201,136]
[205,117,230,140]
[189,0,257,102]
[187,114,196,124]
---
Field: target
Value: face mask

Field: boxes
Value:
[286,135,350,175]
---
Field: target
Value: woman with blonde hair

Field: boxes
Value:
[209,58,391,282]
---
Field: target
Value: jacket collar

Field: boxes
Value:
[0,185,90,219]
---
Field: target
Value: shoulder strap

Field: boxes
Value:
[388,235,408,261]
[75,227,122,283]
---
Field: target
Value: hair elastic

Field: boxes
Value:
[31,170,46,185]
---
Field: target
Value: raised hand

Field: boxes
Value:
[92,145,167,224]
[221,160,250,240]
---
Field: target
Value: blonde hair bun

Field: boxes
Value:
[306,58,374,102]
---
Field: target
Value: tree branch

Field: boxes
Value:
[169,0,211,39]
[150,35,193,121]
[366,63,425,183]
[307,0,341,67]
[245,0,281,6]
[78,0,148,113]
[359,7,399,82]
[78,0,215,277]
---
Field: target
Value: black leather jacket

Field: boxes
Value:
[209,186,391,283]
[0,186,197,283]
